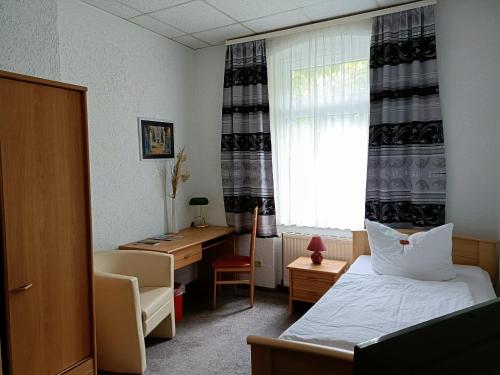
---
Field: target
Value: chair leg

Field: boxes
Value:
[213,269,217,309]
[250,274,255,308]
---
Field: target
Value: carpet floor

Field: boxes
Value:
[101,286,304,375]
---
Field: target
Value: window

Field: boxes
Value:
[267,20,371,230]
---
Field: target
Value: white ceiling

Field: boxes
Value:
[80,0,412,49]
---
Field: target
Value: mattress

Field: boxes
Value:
[280,256,495,350]
[349,255,496,304]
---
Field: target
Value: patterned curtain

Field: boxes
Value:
[365,5,446,228]
[221,40,277,237]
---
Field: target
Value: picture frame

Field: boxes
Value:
[138,117,174,160]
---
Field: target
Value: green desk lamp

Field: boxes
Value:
[189,197,209,228]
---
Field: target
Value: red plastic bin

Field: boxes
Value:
[173,282,185,322]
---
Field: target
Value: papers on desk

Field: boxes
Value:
[149,234,184,241]
[133,235,184,245]
[135,239,160,245]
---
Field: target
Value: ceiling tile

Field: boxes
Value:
[116,0,190,13]
[80,0,141,19]
[206,0,298,22]
[301,0,378,20]
[193,23,253,45]
[243,9,310,33]
[130,15,185,38]
[174,35,210,49]
[151,1,234,33]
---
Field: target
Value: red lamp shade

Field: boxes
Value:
[307,236,327,264]
[307,236,327,252]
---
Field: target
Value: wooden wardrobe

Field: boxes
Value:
[0,70,95,374]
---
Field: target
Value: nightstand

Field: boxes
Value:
[287,256,347,313]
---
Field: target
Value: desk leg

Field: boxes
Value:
[198,234,236,285]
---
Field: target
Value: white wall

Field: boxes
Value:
[0,0,60,80]
[436,0,500,239]
[194,2,500,243]
[1,0,499,288]
[188,46,277,287]
[186,46,227,226]
[58,0,196,251]
[191,0,500,287]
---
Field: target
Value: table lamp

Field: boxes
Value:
[189,197,209,228]
[307,236,327,265]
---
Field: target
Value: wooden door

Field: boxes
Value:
[0,75,93,374]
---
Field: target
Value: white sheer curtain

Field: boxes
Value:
[267,20,371,230]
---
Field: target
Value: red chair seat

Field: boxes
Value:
[212,255,251,269]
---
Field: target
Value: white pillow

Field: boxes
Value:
[365,220,456,281]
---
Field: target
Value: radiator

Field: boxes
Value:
[282,233,353,286]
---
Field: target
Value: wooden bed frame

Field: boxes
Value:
[248,230,497,375]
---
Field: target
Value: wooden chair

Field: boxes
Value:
[212,206,258,309]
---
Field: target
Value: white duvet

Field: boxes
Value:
[280,272,474,350]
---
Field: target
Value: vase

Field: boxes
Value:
[166,196,178,234]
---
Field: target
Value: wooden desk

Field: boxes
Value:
[119,226,235,271]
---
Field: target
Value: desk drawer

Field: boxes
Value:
[173,245,202,270]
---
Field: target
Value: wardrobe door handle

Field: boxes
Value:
[11,283,33,292]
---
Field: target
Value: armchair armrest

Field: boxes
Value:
[94,250,174,288]
[94,271,146,373]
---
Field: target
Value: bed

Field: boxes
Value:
[247,229,497,375]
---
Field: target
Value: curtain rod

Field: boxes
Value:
[225,0,436,46]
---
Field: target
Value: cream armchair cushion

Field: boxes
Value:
[94,250,175,374]
[140,286,173,335]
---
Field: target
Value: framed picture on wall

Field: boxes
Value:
[138,118,174,159]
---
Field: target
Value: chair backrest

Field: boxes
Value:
[249,206,258,268]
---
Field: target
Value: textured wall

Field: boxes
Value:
[436,0,500,239]
[196,2,500,243]
[235,235,276,289]
[186,46,227,226]
[2,0,498,288]
[58,0,196,251]
[0,0,60,80]
[189,46,278,287]
[193,0,500,288]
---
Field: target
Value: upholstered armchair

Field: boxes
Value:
[94,250,175,374]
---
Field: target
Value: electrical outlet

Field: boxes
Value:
[254,259,263,268]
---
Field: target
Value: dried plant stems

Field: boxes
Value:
[169,146,190,199]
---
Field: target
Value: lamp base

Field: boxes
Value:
[193,215,208,228]
[310,251,323,265]
[193,224,209,228]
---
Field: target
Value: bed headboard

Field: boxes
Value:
[352,229,498,282]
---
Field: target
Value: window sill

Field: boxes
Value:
[276,225,352,239]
